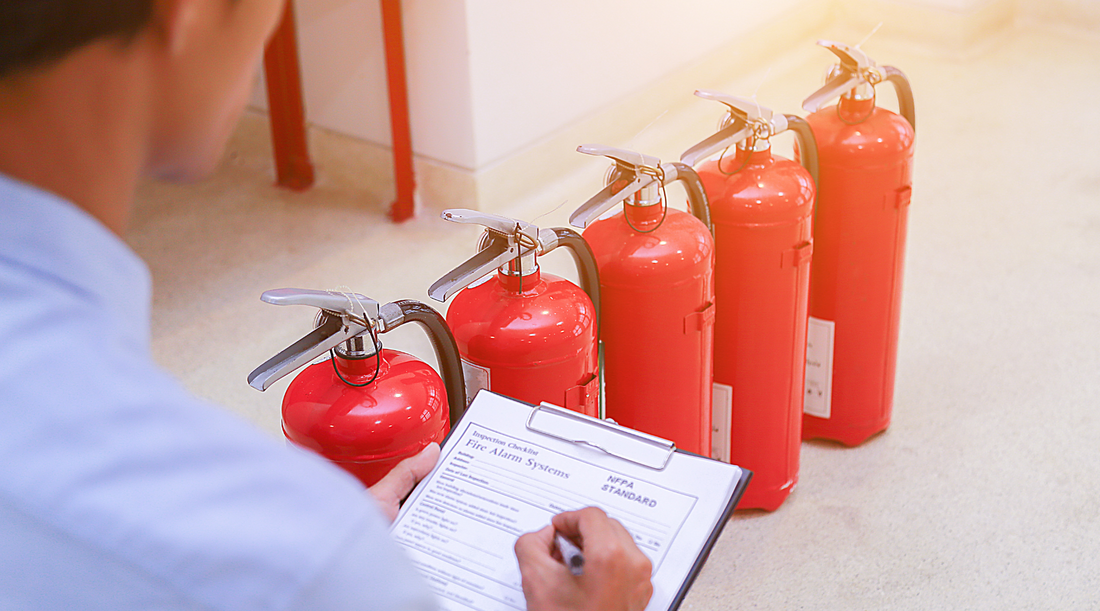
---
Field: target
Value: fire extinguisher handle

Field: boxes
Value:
[577,144,661,172]
[882,66,916,131]
[662,162,713,234]
[391,299,468,427]
[693,89,778,126]
[248,288,380,392]
[802,70,863,114]
[599,163,713,233]
[783,115,820,186]
[259,287,379,320]
[247,313,359,392]
[428,239,515,303]
[548,228,602,329]
[440,208,537,240]
[571,144,663,229]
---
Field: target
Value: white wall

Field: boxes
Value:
[258,0,1095,188]
[461,0,804,169]
[1016,0,1100,29]
[256,0,476,169]
[258,0,804,173]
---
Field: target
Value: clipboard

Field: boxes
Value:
[392,391,753,611]
[526,403,677,470]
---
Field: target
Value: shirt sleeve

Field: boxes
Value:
[291,507,439,611]
[0,271,439,611]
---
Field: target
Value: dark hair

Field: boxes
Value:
[0,1,154,79]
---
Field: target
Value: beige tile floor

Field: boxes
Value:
[128,20,1100,611]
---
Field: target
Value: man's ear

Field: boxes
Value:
[152,0,204,57]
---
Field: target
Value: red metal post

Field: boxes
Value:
[381,0,417,222]
[263,0,315,191]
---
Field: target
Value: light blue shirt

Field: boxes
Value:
[0,174,436,611]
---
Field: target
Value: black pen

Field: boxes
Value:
[555,532,585,576]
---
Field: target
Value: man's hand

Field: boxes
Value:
[368,442,440,522]
[514,507,653,611]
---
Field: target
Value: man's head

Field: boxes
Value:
[0,1,154,80]
[0,0,285,182]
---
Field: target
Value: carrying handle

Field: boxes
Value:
[439,209,538,241]
[259,287,379,321]
[577,144,661,171]
[802,70,863,114]
[695,89,781,125]
[248,314,359,392]
[428,236,518,302]
[572,145,711,232]
[679,119,752,169]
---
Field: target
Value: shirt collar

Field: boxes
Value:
[0,172,152,347]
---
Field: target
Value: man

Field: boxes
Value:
[0,1,653,609]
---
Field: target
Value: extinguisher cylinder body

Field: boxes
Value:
[447,268,599,416]
[281,349,448,487]
[698,146,815,511]
[802,96,915,446]
[583,202,715,456]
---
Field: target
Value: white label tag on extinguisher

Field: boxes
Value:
[460,358,490,407]
[804,317,835,419]
[712,383,732,463]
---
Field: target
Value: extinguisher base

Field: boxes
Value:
[736,477,797,513]
[802,417,890,447]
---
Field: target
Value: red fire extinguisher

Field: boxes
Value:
[680,91,818,511]
[570,145,715,456]
[428,210,601,416]
[248,289,466,486]
[800,40,916,446]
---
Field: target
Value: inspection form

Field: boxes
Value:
[391,391,749,611]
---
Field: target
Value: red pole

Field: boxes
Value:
[263,0,315,191]
[381,0,416,222]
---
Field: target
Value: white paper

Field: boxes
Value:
[391,392,743,611]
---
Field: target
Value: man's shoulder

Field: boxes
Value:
[0,290,395,611]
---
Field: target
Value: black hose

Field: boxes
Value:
[783,115,820,187]
[394,300,467,427]
[664,162,712,234]
[606,164,712,234]
[550,228,601,330]
[883,66,916,131]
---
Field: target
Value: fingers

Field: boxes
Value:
[520,508,654,611]
[551,506,634,551]
[514,524,557,570]
[515,524,584,611]
[368,442,440,521]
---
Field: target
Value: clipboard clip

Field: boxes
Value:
[525,403,676,471]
